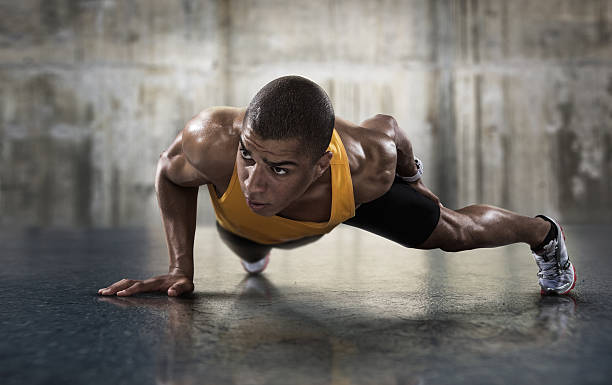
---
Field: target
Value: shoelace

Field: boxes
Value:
[534,240,561,279]
[535,257,560,279]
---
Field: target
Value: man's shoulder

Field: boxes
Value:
[183,106,245,142]
[181,106,245,184]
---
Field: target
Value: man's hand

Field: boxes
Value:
[409,179,443,208]
[98,271,194,297]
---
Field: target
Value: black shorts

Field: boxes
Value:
[343,176,441,248]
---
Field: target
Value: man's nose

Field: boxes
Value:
[245,164,266,194]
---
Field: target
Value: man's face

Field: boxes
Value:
[237,125,325,217]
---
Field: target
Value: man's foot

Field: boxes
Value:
[532,215,576,295]
[240,252,270,275]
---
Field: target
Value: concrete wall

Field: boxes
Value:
[1,0,611,227]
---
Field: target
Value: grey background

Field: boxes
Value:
[1,0,611,228]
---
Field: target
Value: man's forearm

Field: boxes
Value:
[394,124,418,178]
[155,160,198,280]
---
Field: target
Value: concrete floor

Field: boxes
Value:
[1,224,611,385]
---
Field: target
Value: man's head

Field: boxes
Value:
[243,75,335,162]
[237,75,335,216]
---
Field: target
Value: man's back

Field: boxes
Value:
[173,106,399,221]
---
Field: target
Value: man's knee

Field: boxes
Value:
[442,211,479,252]
[439,226,473,252]
[418,208,475,252]
[215,222,271,262]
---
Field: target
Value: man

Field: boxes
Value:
[98,75,576,298]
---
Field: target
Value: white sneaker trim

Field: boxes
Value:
[240,253,270,274]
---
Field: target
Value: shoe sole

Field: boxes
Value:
[557,224,575,294]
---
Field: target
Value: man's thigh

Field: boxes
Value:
[215,222,324,262]
[343,176,441,248]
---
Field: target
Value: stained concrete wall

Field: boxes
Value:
[1,0,611,227]
[0,0,227,227]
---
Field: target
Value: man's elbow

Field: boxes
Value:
[155,155,170,193]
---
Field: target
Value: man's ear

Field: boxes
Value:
[314,151,333,178]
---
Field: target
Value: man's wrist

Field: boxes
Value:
[397,158,423,183]
[169,265,194,280]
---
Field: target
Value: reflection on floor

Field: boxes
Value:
[1,224,611,385]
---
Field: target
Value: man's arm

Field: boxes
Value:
[391,118,419,178]
[357,113,418,177]
[368,114,442,207]
[98,117,213,297]
[155,130,210,282]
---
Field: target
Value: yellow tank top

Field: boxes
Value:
[207,129,355,245]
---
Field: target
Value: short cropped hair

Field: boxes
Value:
[244,75,335,162]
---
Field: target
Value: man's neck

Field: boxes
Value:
[275,167,333,222]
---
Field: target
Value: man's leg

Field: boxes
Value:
[416,205,576,294]
[345,177,551,250]
[344,177,575,294]
[416,205,551,251]
[216,222,272,263]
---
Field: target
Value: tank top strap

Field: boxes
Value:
[328,129,355,223]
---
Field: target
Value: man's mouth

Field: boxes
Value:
[246,198,268,210]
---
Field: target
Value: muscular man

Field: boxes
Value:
[98,75,576,298]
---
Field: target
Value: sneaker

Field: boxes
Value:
[240,252,270,275]
[532,215,576,295]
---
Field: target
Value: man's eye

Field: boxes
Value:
[240,149,252,160]
[272,167,288,175]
